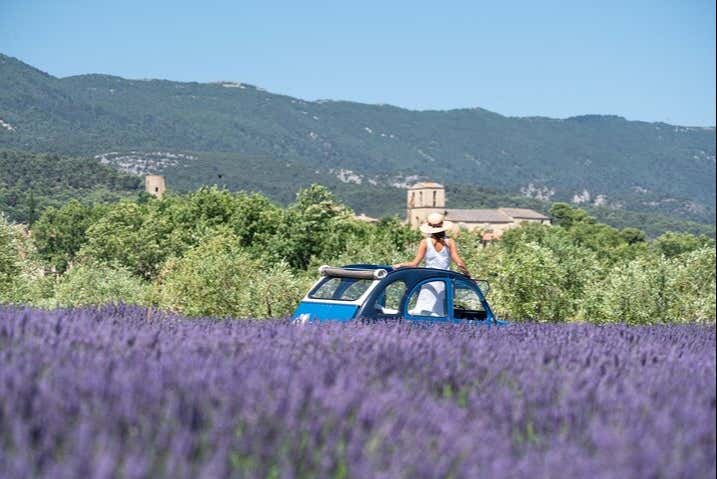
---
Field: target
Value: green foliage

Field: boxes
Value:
[76,187,285,279]
[54,262,149,307]
[160,157,717,238]
[32,200,105,273]
[652,232,715,258]
[1,53,714,227]
[549,202,595,228]
[79,201,172,279]
[324,216,421,267]
[0,145,712,241]
[669,248,717,322]
[267,185,356,269]
[578,248,716,324]
[154,233,306,318]
[579,256,676,324]
[1,185,714,324]
[618,227,646,245]
[0,214,48,304]
[0,150,141,223]
[491,242,571,321]
[584,206,716,239]
[0,214,21,286]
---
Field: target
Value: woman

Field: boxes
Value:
[392,213,470,316]
[393,212,470,274]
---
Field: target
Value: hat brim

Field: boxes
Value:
[420,220,456,235]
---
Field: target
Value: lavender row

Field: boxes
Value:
[0,305,714,478]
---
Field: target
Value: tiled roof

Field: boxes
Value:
[499,208,550,220]
[445,209,513,223]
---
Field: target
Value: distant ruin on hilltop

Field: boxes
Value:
[145,175,166,198]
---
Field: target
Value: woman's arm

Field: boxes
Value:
[449,239,471,277]
[392,240,427,269]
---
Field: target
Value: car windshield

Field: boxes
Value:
[309,277,373,301]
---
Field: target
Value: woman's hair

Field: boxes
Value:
[431,231,446,239]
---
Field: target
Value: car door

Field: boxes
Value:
[403,278,453,323]
[370,278,408,319]
[451,279,494,322]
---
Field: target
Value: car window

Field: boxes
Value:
[454,280,487,320]
[311,278,341,299]
[310,277,372,301]
[406,280,447,317]
[375,280,406,315]
[342,280,371,300]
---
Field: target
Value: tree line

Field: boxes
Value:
[1,185,714,323]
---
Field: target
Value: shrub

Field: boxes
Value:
[0,214,21,288]
[580,255,679,324]
[31,200,104,273]
[53,262,150,307]
[0,214,47,304]
[154,233,305,318]
[653,232,714,258]
[488,242,571,321]
[669,247,716,322]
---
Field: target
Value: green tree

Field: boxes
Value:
[619,227,647,245]
[0,214,47,304]
[32,200,104,273]
[327,216,421,267]
[0,214,22,292]
[490,242,571,321]
[154,233,305,318]
[580,255,679,324]
[78,201,170,279]
[549,203,595,228]
[268,185,355,269]
[54,262,149,307]
[27,191,38,226]
[669,248,716,322]
[652,232,714,258]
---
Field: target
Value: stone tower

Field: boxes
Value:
[406,182,445,228]
[145,175,166,198]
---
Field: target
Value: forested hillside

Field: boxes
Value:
[1,148,713,238]
[0,150,141,223]
[1,53,714,225]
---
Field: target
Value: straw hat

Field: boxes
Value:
[419,213,456,235]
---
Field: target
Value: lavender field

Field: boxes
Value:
[0,306,715,478]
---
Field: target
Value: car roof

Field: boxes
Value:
[340,264,474,283]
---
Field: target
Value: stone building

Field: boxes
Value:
[406,182,550,237]
[145,175,166,198]
[406,182,446,228]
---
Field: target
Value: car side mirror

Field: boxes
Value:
[475,280,490,295]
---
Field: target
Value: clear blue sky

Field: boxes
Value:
[1,0,715,125]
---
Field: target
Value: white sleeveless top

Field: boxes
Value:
[424,238,451,270]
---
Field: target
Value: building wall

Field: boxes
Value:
[454,222,514,234]
[145,175,166,198]
[408,207,446,229]
[407,188,445,209]
[406,186,446,228]
[455,218,548,235]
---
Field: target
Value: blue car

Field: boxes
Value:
[293,264,505,324]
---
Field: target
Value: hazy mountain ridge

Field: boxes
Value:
[1,53,714,223]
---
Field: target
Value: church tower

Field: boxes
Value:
[406,182,445,228]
